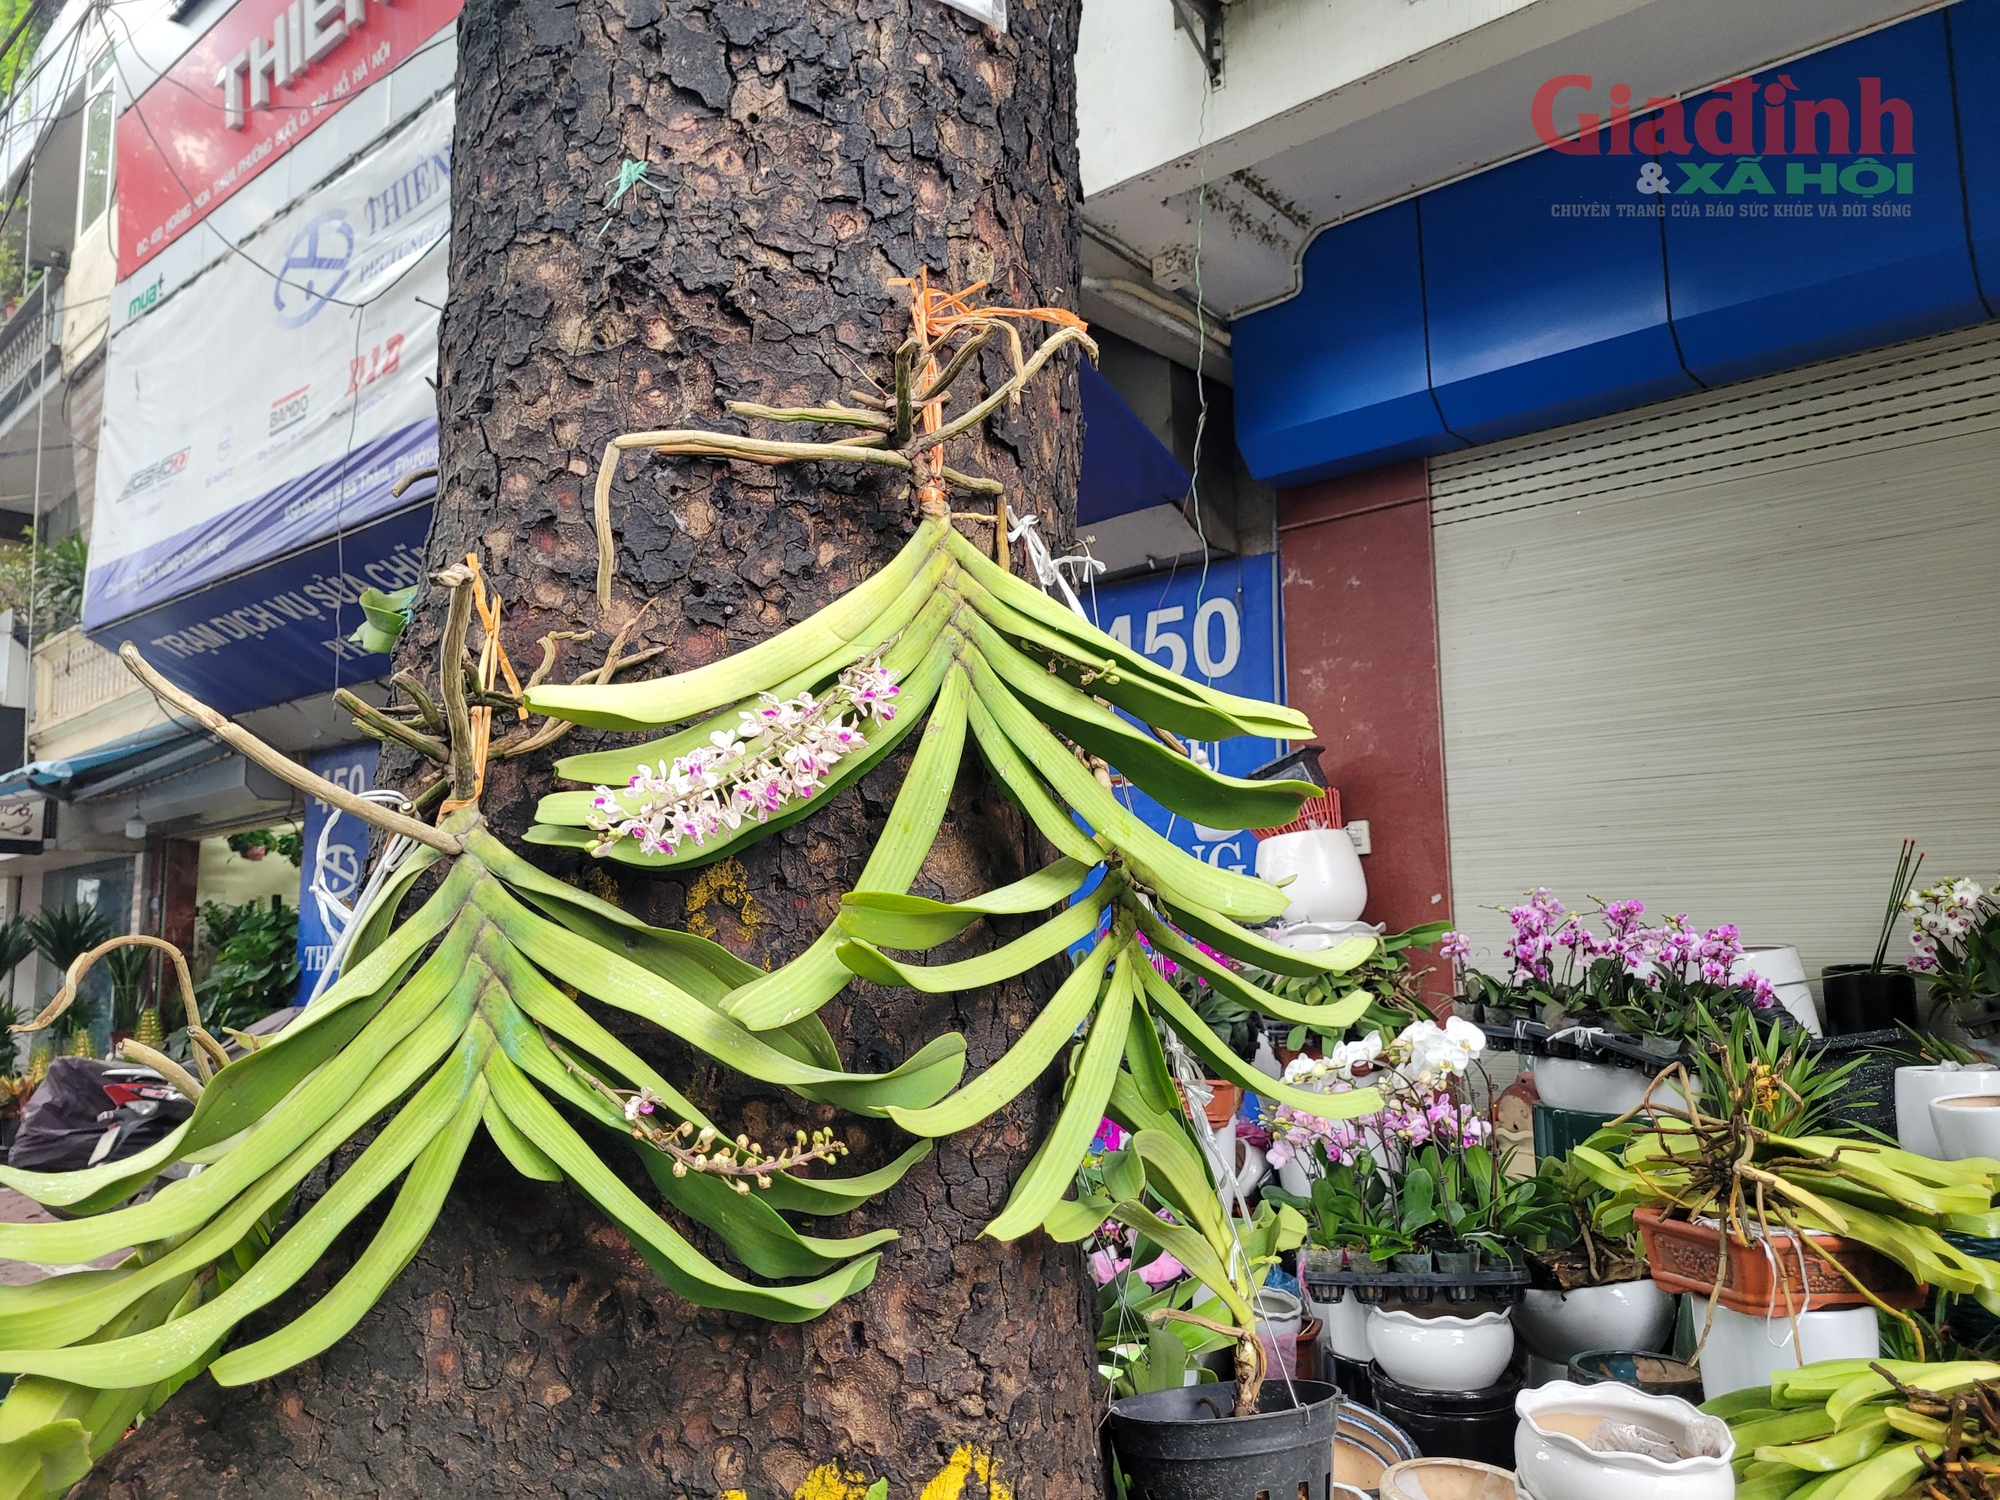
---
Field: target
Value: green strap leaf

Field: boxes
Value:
[471,875,965,1115]
[961,609,1316,831]
[964,646,1288,924]
[1140,895,1379,983]
[885,933,1123,1137]
[481,1091,562,1182]
[0,1023,487,1384]
[0,954,478,1267]
[965,693,1107,867]
[635,1150,900,1282]
[528,517,946,731]
[1106,1201,1251,1328]
[723,662,972,1031]
[482,1045,883,1322]
[550,545,959,782]
[835,878,1118,992]
[951,572,1261,743]
[942,526,1312,741]
[1042,1193,1116,1243]
[837,857,1099,951]
[984,951,1136,1241]
[1136,963,1381,1122]
[757,1140,935,1218]
[209,1072,490,1386]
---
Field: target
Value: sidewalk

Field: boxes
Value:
[0,1187,129,1286]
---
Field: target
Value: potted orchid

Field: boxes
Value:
[1907,873,2000,1044]
[1449,889,1779,1043]
[1264,1015,1553,1272]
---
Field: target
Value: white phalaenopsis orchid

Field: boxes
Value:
[584,656,901,857]
[1393,1016,1486,1085]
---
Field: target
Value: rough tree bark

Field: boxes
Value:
[75,0,1097,1496]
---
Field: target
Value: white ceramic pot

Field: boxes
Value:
[1318,1292,1372,1361]
[1731,946,1820,1036]
[1255,828,1367,924]
[1516,1382,1733,1500]
[1365,1306,1514,1392]
[1897,1066,2000,1158]
[1929,1091,2000,1162]
[1696,1301,1878,1402]
[1277,1155,1316,1197]
[1515,1279,1675,1364]
[1535,1055,1681,1116]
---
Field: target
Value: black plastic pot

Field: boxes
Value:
[1105,1379,1340,1500]
[1822,966,1917,1035]
[1368,1363,1522,1468]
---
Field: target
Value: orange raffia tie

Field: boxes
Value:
[440,552,522,814]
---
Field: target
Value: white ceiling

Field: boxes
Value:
[1079,0,1950,322]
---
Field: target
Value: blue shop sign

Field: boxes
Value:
[1084,554,1286,876]
[85,500,433,717]
[297,741,380,1000]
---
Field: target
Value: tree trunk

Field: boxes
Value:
[74,0,1097,1496]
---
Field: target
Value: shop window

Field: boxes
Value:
[76,48,115,236]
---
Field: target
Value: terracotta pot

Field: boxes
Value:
[1634,1205,1924,1313]
[1179,1079,1241,1130]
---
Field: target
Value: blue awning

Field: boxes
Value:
[0,720,200,799]
[1078,362,1192,524]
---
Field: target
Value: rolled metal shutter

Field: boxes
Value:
[1429,321,2000,978]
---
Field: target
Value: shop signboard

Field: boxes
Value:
[296,740,379,999]
[115,0,463,281]
[86,91,451,712]
[1083,555,1286,877]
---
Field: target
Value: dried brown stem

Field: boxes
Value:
[389,669,445,732]
[915,325,994,404]
[336,688,448,762]
[908,325,1097,455]
[725,400,891,430]
[436,568,479,803]
[118,644,461,856]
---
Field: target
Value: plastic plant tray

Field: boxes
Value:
[1300,1265,1530,1307]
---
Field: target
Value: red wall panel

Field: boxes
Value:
[1277,460,1453,957]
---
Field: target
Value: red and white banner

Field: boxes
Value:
[114,0,460,281]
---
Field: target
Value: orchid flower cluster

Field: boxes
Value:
[1908,877,1995,970]
[584,657,900,856]
[1263,1017,1492,1173]
[1442,889,1777,1038]
[1905,875,2000,1014]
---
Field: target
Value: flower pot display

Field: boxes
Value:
[1515,1279,1674,1364]
[1821,965,1917,1035]
[1928,1091,2000,1161]
[1364,1306,1515,1393]
[1254,828,1366,924]
[1515,1382,1734,1500]
[1105,1379,1340,1500]
[1633,1207,1925,1313]
[1694,1302,1879,1402]
[1897,1064,2000,1157]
